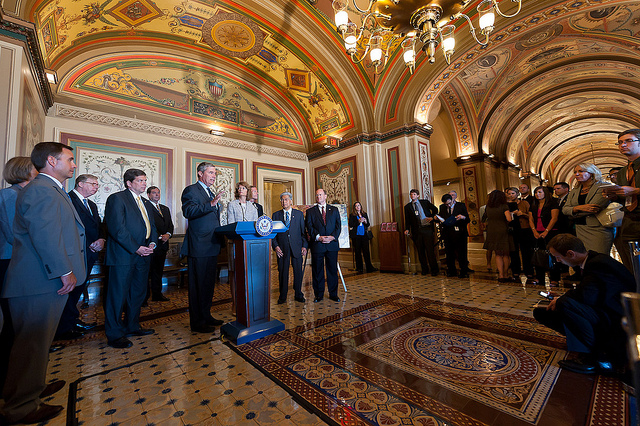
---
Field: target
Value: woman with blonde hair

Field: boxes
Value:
[226,180,259,224]
[562,163,614,255]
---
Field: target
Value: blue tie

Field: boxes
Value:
[83,198,90,211]
[207,188,215,200]
[285,211,290,227]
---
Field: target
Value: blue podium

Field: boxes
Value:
[216,220,286,344]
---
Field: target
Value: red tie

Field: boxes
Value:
[322,206,326,225]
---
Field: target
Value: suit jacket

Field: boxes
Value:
[0,185,23,259]
[305,204,341,253]
[226,199,259,224]
[255,202,264,218]
[438,201,470,236]
[555,195,572,233]
[105,189,158,266]
[559,251,635,320]
[562,182,611,227]
[146,200,174,252]
[69,190,105,265]
[181,182,221,257]
[348,212,371,238]
[272,208,307,258]
[404,199,438,236]
[2,174,87,297]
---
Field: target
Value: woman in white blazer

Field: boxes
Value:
[226,181,259,224]
[562,163,614,254]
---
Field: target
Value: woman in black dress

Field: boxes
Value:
[528,186,560,285]
[349,201,377,274]
[483,190,514,282]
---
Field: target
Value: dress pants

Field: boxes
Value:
[311,250,338,298]
[56,258,97,335]
[509,228,522,275]
[412,227,439,274]
[533,297,623,362]
[147,248,168,299]
[187,255,217,329]
[614,215,640,274]
[443,231,468,274]
[1,292,66,422]
[277,245,304,300]
[0,258,11,392]
[533,232,561,283]
[353,235,374,272]
[519,228,534,276]
[104,257,150,342]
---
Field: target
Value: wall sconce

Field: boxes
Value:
[209,129,224,136]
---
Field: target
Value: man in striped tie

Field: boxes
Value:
[272,192,307,304]
[104,169,158,348]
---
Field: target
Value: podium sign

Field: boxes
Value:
[216,220,286,344]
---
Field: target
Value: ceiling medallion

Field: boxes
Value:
[201,13,264,59]
[332,0,523,73]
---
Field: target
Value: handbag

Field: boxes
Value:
[366,229,374,240]
[531,239,552,270]
[596,202,624,228]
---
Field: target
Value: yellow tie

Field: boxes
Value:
[136,196,151,239]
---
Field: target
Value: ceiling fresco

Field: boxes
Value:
[30,0,353,145]
[61,55,303,143]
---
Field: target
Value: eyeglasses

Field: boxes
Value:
[616,139,640,146]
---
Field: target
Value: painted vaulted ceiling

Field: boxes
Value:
[4,0,640,179]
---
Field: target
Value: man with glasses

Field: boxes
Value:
[55,174,105,340]
[604,129,640,272]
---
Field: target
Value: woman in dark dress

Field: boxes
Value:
[349,201,377,274]
[483,190,514,282]
[528,186,561,285]
[505,187,522,280]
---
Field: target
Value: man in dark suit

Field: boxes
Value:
[55,174,105,340]
[181,162,224,333]
[145,186,174,302]
[249,185,264,217]
[1,142,86,424]
[519,183,535,205]
[404,189,439,276]
[272,191,308,304]
[438,192,471,278]
[305,188,341,302]
[534,234,635,374]
[104,169,158,349]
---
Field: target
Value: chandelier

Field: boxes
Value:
[332,0,523,72]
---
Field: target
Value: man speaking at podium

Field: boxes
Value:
[305,188,341,303]
[272,191,307,304]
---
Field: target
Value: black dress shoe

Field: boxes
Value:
[40,380,66,398]
[458,273,469,279]
[366,267,379,272]
[294,296,306,303]
[191,325,216,333]
[151,295,170,302]
[446,272,457,277]
[313,297,323,303]
[356,270,364,275]
[277,298,286,304]
[205,318,224,326]
[141,300,149,307]
[127,328,155,337]
[75,320,97,330]
[431,271,439,277]
[421,271,428,276]
[558,359,596,374]
[466,268,475,273]
[108,337,133,349]
[16,403,63,424]
[329,295,340,302]
[55,329,84,340]
[49,344,65,353]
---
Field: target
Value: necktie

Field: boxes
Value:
[82,198,92,215]
[136,196,152,239]
[627,164,637,211]
[207,188,215,200]
[448,206,452,215]
[321,206,326,225]
[285,211,290,226]
[156,203,163,217]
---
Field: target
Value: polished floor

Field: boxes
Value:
[15,248,634,425]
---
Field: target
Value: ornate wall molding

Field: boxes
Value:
[53,104,308,161]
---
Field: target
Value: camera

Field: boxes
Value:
[539,291,554,300]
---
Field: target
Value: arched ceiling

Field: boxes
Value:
[4,0,640,166]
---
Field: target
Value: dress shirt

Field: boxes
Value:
[316,203,327,241]
[413,201,427,220]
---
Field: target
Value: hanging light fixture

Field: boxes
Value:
[332,0,522,73]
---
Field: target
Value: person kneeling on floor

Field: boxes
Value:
[533,233,635,375]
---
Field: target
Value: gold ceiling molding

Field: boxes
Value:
[53,103,308,161]
[201,12,264,59]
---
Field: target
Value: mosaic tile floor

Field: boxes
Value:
[13,250,634,425]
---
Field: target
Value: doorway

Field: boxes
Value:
[263,180,295,217]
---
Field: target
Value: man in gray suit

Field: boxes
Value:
[272,191,307,304]
[0,143,86,424]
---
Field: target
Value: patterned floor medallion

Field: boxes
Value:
[236,294,575,426]
[357,318,563,422]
